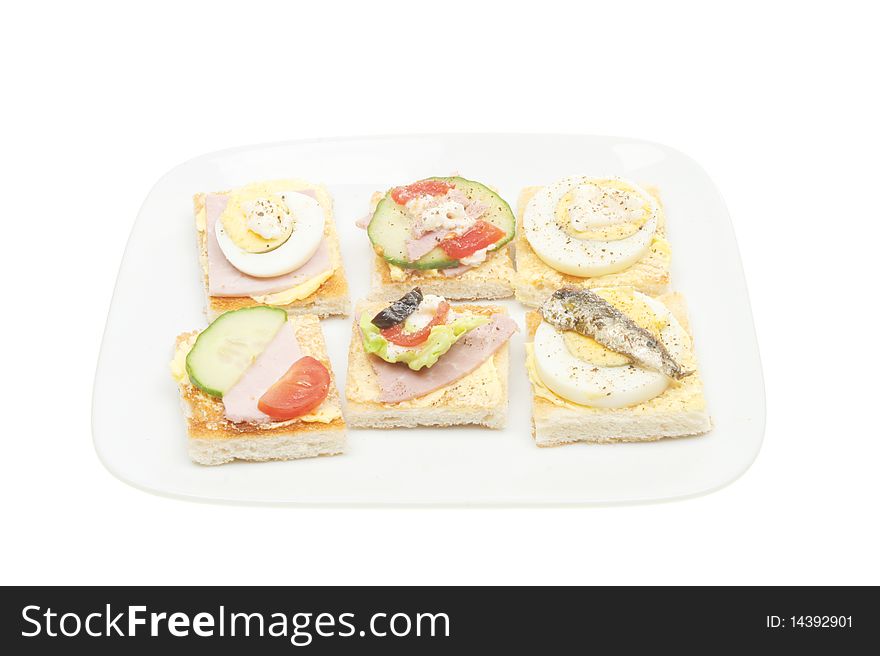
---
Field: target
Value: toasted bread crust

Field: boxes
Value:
[187,430,345,465]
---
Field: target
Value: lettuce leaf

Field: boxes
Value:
[359,311,488,370]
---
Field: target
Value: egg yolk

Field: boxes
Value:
[220,184,297,253]
[555,179,652,242]
[563,331,632,367]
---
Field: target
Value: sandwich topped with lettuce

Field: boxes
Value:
[346,287,517,429]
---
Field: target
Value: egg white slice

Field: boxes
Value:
[216,191,324,278]
[533,294,689,408]
[523,176,658,277]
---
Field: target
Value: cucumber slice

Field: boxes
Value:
[367,176,515,269]
[185,306,287,397]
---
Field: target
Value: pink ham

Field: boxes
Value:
[222,322,303,423]
[405,229,450,261]
[206,191,332,297]
[372,314,518,403]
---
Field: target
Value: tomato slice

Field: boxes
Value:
[380,301,450,347]
[439,220,505,259]
[257,356,331,420]
[390,180,454,205]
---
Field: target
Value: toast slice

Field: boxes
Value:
[194,180,350,321]
[345,302,511,429]
[513,185,672,307]
[525,293,711,446]
[172,314,346,465]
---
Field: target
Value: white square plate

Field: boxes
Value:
[92,134,764,505]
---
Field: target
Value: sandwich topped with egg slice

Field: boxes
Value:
[514,176,672,306]
[194,179,350,320]
[346,288,517,429]
[360,176,517,301]
[171,306,346,465]
[525,287,710,445]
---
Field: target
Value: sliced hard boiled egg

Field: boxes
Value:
[216,191,324,278]
[533,293,688,408]
[524,176,659,277]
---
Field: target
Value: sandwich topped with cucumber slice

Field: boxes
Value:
[362,176,518,301]
[170,306,346,465]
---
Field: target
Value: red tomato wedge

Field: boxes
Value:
[439,220,506,259]
[380,301,450,347]
[257,356,331,420]
[390,180,454,205]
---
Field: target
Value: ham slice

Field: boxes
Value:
[222,322,303,423]
[405,229,450,261]
[372,314,518,402]
[205,191,332,297]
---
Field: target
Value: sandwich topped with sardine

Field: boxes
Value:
[524,285,711,446]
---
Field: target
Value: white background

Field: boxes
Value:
[2,0,877,585]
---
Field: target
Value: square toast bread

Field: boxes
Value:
[345,302,511,429]
[173,314,346,465]
[525,292,711,446]
[193,182,350,321]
